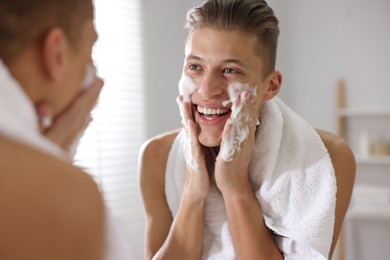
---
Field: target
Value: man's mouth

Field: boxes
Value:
[195,105,231,121]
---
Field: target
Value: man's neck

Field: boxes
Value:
[7,50,49,107]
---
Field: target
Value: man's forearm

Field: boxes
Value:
[223,183,283,260]
[153,194,204,260]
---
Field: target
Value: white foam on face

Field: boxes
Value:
[179,74,198,103]
[220,82,257,162]
[177,74,197,127]
[177,74,200,170]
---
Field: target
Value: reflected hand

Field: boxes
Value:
[37,78,104,159]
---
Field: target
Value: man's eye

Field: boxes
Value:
[223,68,238,74]
[189,64,200,70]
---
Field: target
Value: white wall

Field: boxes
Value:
[142,0,204,139]
[269,0,390,132]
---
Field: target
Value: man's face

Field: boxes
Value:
[53,18,98,115]
[184,28,271,147]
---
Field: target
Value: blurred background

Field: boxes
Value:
[75,0,390,259]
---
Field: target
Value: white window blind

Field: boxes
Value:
[74,0,144,258]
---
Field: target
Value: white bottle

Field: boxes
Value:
[359,131,370,159]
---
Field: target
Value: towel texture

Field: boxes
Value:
[0,59,129,260]
[165,97,337,259]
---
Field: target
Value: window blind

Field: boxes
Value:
[74,0,144,258]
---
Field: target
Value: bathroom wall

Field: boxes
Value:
[142,0,196,139]
[268,0,390,132]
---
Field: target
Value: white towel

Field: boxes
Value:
[0,59,130,260]
[165,97,337,259]
[0,60,66,159]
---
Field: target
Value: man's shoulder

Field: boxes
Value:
[0,134,104,212]
[138,128,181,187]
[316,129,356,178]
[0,135,99,189]
[315,131,356,257]
[0,135,105,259]
[316,129,353,157]
[140,128,182,161]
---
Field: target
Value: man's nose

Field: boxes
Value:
[197,72,224,98]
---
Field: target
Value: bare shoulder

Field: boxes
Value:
[139,128,181,195]
[139,129,182,258]
[140,128,181,158]
[316,129,356,257]
[139,128,181,179]
[316,129,356,177]
[316,129,356,187]
[0,136,105,260]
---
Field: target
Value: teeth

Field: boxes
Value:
[197,106,229,115]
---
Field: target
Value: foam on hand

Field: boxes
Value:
[81,64,97,90]
[220,82,257,162]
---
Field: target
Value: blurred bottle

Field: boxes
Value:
[359,131,370,159]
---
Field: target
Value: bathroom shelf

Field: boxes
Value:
[356,156,390,165]
[346,207,390,221]
[336,80,390,260]
[338,108,390,117]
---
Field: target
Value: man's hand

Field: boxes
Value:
[177,95,210,202]
[215,90,259,194]
[37,78,104,158]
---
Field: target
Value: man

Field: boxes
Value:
[0,0,107,259]
[139,0,356,259]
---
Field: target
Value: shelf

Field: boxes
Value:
[338,108,390,117]
[346,206,390,221]
[356,156,390,165]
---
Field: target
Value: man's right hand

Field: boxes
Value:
[38,78,104,159]
[177,95,210,202]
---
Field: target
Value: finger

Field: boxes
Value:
[177,95,185,124]
[188,120,199,153]
[56,78,103,128]
[221,118,233,143]
[239,95,258,146]
[177,95,193,121]
[178,96,187,130]
[183,101,193,122]
[240,98,257,138]
[219,118,234,162]
[45,114,91,151]
[45,79,103,150]
[71,77,104,113]
[35,103,54,130]
[176,95,184,104]
[187,119,202,170]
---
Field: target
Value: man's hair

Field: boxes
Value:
[0,0,93,63]
[185,0,279,76]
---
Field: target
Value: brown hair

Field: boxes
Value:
[185,0,279,76]
[0,0,93,63]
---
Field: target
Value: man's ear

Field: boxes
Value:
[41,28,68,83]
[263,71,282,101]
